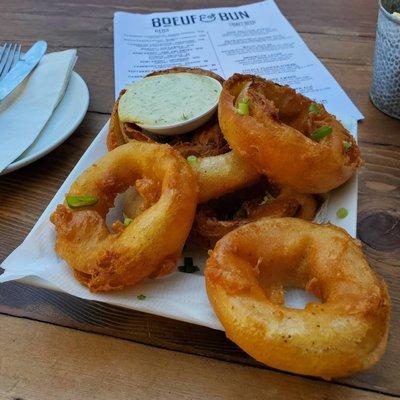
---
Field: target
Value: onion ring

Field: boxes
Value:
[195,178,318,244]
[50,141,198,292]
[218,74,362,193]
[205,218,390,379]
[107,67,259,203]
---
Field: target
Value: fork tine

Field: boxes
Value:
[0,43,11,76]
[11,44,21,68]
[0,43,17,79]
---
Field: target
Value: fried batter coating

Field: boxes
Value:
[50,142,198,292]
[107,67,259,203]
[205,218,390,379]
[219,74,362,193]
[195,178,318,244]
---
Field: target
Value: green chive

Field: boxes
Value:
[308,104,321,114]
[123,217,133,227]
[311,126,333,141]
[336,207,348,219]
[137,294,146,300]
[181,112,189,120]
[343,141,352,151]
[178,257,199,273]
[187,155,198,165]
[237,98,250,115]
[66,195,98,209]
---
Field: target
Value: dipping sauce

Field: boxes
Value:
[118,73,222,127]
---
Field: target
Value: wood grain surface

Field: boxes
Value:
[1,314,393,400]
[0,0,399,398]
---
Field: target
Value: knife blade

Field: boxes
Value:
[0,40,47,101]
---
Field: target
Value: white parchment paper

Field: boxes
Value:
[0,115,358,331]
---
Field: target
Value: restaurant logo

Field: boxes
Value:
[151,10,249,28]
[199,13,216,23]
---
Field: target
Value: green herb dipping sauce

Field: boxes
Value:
[118,73,222,127]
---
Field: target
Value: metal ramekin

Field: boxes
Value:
[370,0,400,119]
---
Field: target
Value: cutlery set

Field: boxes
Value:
[0,41,47,101]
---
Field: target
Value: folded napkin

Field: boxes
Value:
[0,49,77,172]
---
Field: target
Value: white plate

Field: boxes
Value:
[1,71,89,175]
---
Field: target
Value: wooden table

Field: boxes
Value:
[0,0,399,399]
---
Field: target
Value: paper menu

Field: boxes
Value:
[114,0,363,120]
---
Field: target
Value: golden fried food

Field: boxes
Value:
[107,67,259,203]
[194,150,259,203]
[195,178,318,244]
[50,142,198,292]
[205,218,390,379]
[218,74,362,193]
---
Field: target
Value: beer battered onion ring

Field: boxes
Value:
[50,142,198,292]
[195,178,318,244]
[219,74,362,193]
[107,67,259,203]
[205,218,390,379]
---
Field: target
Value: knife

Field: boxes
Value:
[0,40,47,101]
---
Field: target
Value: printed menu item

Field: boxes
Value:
[114,0,363,120]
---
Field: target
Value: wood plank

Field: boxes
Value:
[0,0,399,397]
[0,13,377,58]
[359,144,400,201]
[0,37,398,398]
[0,314,394,400]
[302,33,374,66]
[0,0,380,37]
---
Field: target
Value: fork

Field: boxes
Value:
[0,43,22,81]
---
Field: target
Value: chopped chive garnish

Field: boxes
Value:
[309,104,321,114]
[336,207,348,219]
[187,155,198,165]
[137,294,146,300]
[237,98,250,115]
[311,126,333,141]
[181,112,189,120]
[343,141,352,151]
[124,217,133,227]
[66,195,98,209]
[178,257,199,273]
